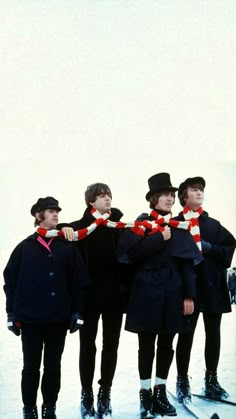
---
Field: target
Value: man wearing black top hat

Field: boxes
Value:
[174,177,236,403]
[118,173,202,418]
[3,197,88,419]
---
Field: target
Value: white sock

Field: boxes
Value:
[140,378,152,390]
[155,377,167,386]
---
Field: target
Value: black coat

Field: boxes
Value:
[175,211,235,313]
[118,213,202,334]
[58,207,129,312]
[3,234,89,325]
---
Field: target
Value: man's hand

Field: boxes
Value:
[7,313,21,336]
[183,298,194,315]
[161,226,171,241]
[201,240,212,254]
[69,313,84,333]
[62,227,74,241]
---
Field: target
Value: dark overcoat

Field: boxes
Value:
[58,207,129,313]
[175,211,235,313]
[3,234,88,324]
[118,213,202,334]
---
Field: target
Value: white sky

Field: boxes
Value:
[0,0,235,263]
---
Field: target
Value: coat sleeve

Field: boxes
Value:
[179,259,196,299]
[207,224,236,268]
[3,244,22,314]
[68,244,89,314]
[117,229,166,264]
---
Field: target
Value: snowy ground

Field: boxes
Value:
[0,251,235,419]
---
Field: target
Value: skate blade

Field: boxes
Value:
[145,414,154,418]
[182,396,191,405]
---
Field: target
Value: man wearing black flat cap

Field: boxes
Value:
[118,173,202,418]
[3,197,88,419]
[30,196,62,216]
[174,177,236,403]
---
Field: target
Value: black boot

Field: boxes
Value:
[176,375,191,403]
[139,388,154,418]
[80,388,95,418]
[153,385,177,417]
[42,403,57,418]
[97,385,112,417]
[23,405,38,419]
[205,371,228,399]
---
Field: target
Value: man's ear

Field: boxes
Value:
[89,202,95,207]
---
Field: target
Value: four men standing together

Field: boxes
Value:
[3,174,235,419]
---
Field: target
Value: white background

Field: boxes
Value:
[0,0,235,253]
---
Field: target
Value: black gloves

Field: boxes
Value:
[69,313,84,333]
[7,313,21,336]
[201,240,212,254]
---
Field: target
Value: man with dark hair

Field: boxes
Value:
[174,177,236,403]
[117,173,201,418]
[59,183,126,419]
[3,197,88,419]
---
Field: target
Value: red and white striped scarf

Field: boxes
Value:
[36,208,143,240]
[183,206,203,252]
[139,209,191,235]
[36,208,191,239]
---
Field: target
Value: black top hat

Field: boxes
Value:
[31,196,61,216]
[145,172,178,201]
[178,176,206,198]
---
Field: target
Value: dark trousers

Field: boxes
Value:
[176,311,222,376]
[21,324,67,406]
[138,332,175,380]
[79,309,123,388]
[229,289,236,304]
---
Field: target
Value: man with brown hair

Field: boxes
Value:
[175,177,235,403]
[59,183,127,419]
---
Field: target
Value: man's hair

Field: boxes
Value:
[149,191,175,209]
[179,183,204,207]
[34,210,46,227]
[85,183,112,207]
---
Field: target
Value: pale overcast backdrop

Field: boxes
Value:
[0,1,235,264]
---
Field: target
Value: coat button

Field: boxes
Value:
[48,254,52,258]
[51,292,56,296]
[49,272,54,277]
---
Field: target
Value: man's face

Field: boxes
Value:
[185,186,204,209]
[90,192,112,214]
[155,192,175,212]
[37,209,59,229]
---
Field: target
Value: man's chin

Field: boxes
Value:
[49,224,58,229]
